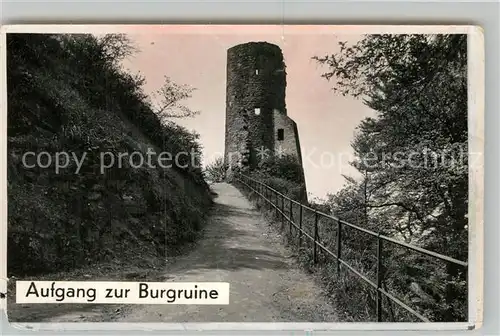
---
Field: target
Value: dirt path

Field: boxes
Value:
[113,182,338,322]
[8,183,338,323]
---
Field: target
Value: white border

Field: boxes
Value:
[0,24,475,35]
[0,24,484,331]
[8,322,474,331]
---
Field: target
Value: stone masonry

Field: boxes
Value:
[224,41,304,178]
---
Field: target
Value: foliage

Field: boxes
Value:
[203,156,227,183]
[312,34,468,321]
[151,75,201,120]
[7,33,212,276]
[243,153,307,202]
[257,175,306,201]
[257,154,305,184]
[96,33,138,63]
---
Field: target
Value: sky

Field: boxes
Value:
[122,26,376,200]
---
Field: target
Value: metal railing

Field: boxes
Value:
[234,172,468,322]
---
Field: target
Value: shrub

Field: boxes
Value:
[203,156,227,183]
[258,154,304,184]
[7,33,213,276]
[256,175,305,201]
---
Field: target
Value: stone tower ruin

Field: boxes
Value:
[224,41,304,178]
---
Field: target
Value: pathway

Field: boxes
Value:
[115,182,338,322]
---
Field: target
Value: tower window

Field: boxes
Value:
[254,108,261,116]
[277,128,284,141]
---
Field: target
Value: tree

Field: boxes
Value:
[64,34,200,122]
[314,34,468,321]
[151,76,200,120]
[97,34,138,64]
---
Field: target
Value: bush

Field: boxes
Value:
[236,172,467,322]
[258,154,304,184]
[256,175,306,201]
[203,157,227,183]
[7,33,213,276]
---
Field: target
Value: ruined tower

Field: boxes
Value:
[224,41,304,175]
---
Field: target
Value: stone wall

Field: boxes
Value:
[224,42,287,169]
[273,109,306,185]
[273,109,303,165]
[224,41,306,190]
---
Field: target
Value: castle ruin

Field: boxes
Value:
[224,41,304,180]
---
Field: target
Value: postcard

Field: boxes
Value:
[1,24,484,330]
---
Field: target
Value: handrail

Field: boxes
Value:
[233,172,468,322]
[238,173,468,267]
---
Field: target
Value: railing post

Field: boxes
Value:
[267,187,270,209]
[336,219,342,273]
[376,233,383,322]
[258,182,261,204]
[275,191,279,218]
[313,211,318,264]
[268,187,271,209]
[298,205,303,248]
[281,195,285,228]
[289,199,293,234]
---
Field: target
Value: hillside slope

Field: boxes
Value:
[7,33,213,276]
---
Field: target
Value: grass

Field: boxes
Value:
[235,178,438,322]
[7,33,214,278]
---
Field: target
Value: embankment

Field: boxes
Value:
[7,34,213,277]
